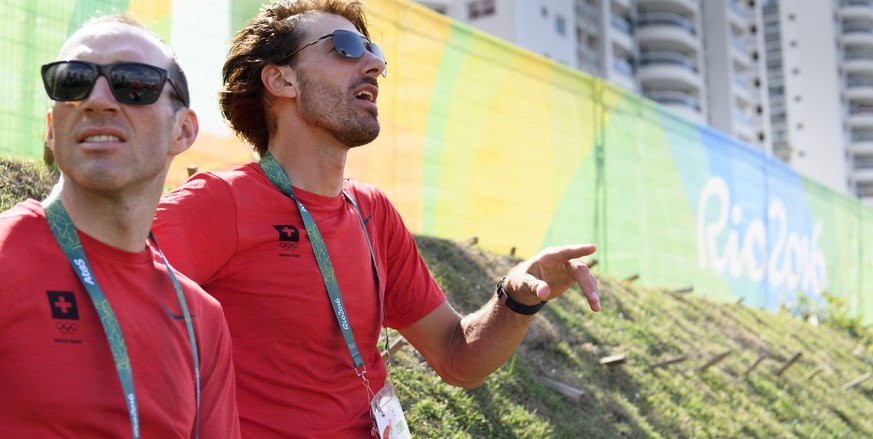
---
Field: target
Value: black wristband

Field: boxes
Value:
[495,276,546,315]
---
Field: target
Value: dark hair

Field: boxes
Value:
[83,13,191,110]
[220,0,372,156]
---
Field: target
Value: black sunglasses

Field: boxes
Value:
[41,60,189,107]
[282,29,387,77]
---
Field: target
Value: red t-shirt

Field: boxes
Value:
[154,163,446,437]
[0,199,240,438]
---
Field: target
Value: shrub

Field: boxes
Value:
[0,156,57,211]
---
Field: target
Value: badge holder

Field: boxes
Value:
[370,380,411,439]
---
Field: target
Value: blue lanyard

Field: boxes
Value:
[42,193,201,438]
[259,151,383,375]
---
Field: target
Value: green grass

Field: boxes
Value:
[0,156,57,211]
[407,236,873,438]
[3,155,871,437]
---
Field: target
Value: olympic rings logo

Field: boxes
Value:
[279,242,298,251]
[56,322,78,334]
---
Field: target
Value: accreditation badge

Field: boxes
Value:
[370,381,411,439]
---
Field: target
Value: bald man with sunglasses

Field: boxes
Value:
[0,14,239,438]
[153,1,599,437]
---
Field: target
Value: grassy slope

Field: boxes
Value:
[3,156,871,437]
[0,156,56,211]
[403,236,873,438]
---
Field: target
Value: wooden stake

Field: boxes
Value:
[805,366,825,381]
[842,372,871,391]
[542,377,585,400]
[648,355,687,370]
[696,350,732,373]
[744,354,767,376]
[600,354,627,366]
[774,352,803,378]
[623,274,639,283]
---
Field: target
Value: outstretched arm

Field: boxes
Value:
[399,244,599,389]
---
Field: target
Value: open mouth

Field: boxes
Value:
[81,134,123,143]
[355,90,375,103]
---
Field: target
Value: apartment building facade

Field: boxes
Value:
[417,0,872,203]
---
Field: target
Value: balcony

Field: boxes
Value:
[848,103,873,127]
[576,0,600,22]
[734,75,753,105]
[852,142,873,155]
[613,57,635,76]
[577,45,603,75]
[844,48,873,73]
[841,22,873,47]
[610,15,635,50]
[637,0,698,15]
[840,0,873,21]
[637,12,695,33]
[730,36,752,67]
[636,12,699,51]
[610,58,638,90]
[851,166,873,183]
[638,51,702,90]
[734,110,757,142]
[645,90,703,122]
[613,0,632,9]
[645,90,699,108]
[846,76,873,100]
[728,1,749,28]
[854,156,873,170]
[850,129,873,154]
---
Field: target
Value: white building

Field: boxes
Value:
[416,0,872,203]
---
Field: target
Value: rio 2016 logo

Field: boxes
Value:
[696,177,827,294]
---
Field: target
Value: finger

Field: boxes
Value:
[584,282,600,312]
[546,243,597,261]
[573,263,600,312]
[506,274,549,304]
[533,279,551,301]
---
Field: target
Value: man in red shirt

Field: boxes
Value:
[0,14,239,438]
[154,1,599,437]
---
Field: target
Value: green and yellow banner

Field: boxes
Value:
[3,0,870,324]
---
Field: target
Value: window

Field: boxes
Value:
[555,15,566,35]
[468,0,496,19]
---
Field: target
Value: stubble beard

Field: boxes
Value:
[298,74,380,147]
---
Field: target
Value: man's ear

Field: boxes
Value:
[261,64,297,99]
[45,109,55,153]
[44,109,57,167]
[168,108,199,157]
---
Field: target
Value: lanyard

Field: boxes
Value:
[42,193,201,439]
[259,151,383,375]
